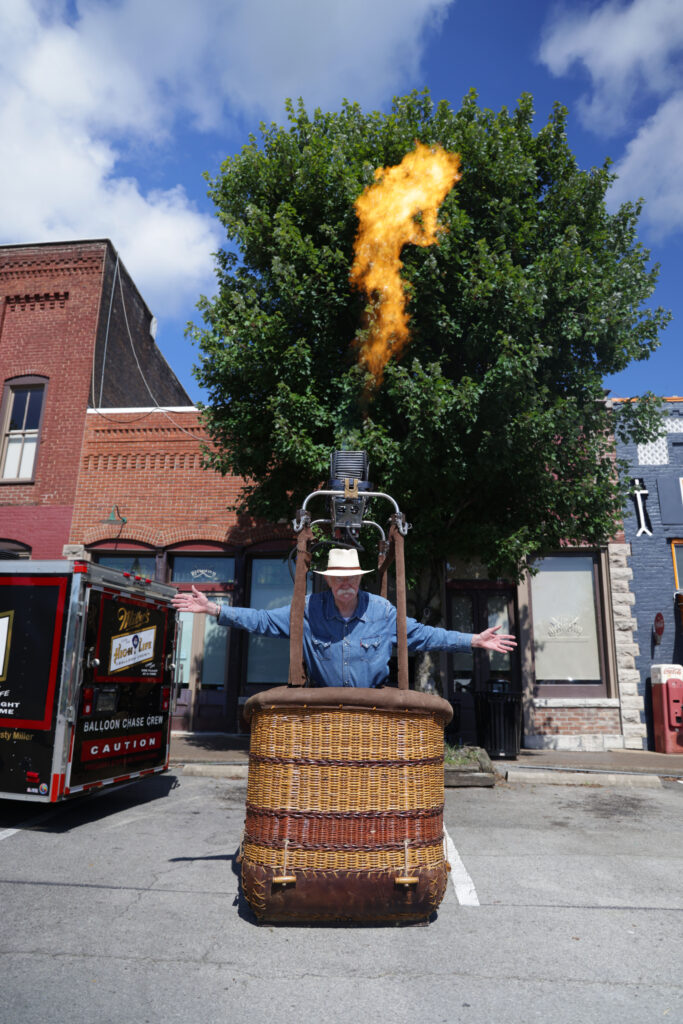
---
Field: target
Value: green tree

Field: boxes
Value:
[191,89,669,654]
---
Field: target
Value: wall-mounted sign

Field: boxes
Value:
[633,478,653,537]
[654,612,665,643]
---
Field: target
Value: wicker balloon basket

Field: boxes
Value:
[241,686,453,924]
[239,492,453,924]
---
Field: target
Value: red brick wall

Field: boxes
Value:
[528,706,621,736]
[0,506,73,559]
[71,408,290,549]
[0,243,108,553]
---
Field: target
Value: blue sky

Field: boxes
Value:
[1,0,681,404]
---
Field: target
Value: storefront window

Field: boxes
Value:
[487,592,512,676]
[170,555,235,583]
[530,555,602,686]
[93,553,157,577]
[246,556,310,686]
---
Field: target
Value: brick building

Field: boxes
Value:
[73,405,293,732]
[0,240,297,734]
[0,239,188,557]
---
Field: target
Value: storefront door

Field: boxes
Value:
[446,583,520,745]
[172,594,233,731]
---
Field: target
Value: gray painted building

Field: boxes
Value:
[615,398,683,748]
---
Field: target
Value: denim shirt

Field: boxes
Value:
[216,589,473,688]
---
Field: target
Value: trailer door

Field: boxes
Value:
[0,571,71,798]
[67,586,173,793]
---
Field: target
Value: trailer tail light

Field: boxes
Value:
[26,771,40,784]
[82,686,94,716]
[161,686,171,711]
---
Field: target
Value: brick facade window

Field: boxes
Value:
[92,551,157,578]
[530,553,609,697]
[0,376,47,482]
[0,540,31,559]
[673,541,683,589]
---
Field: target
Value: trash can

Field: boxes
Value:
[475,679,522,759]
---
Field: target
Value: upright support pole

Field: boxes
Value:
[288,519,313,687]
[390,518,409,691]
[377,539,392,600]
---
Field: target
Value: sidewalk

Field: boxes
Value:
[169,731,683,783]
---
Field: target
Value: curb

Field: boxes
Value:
[175,762,497,786]
[175,763,249,779]
[504,767,662,788]
[444,769,495,787]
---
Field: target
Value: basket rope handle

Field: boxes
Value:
[288,521,313,687]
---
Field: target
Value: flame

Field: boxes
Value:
[350,142,461,384]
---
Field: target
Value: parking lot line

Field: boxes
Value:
[444,826,480,906]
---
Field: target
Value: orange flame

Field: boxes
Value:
[350,142,461,383]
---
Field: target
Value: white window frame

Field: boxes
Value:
[0,377,47,482]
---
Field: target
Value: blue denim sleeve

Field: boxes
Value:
[405,615,473,653]
[216,603,291,638]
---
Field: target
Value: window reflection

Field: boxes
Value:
[246,556,310,686]
[531,556,601,685]
[171,555,235,583]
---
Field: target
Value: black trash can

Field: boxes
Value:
[445,694,462,746]
[475,679,522,759]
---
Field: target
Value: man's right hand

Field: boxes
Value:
[171,585,217,616]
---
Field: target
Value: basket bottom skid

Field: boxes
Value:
[241,860,448,924]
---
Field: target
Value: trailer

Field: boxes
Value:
[0,560,178,802]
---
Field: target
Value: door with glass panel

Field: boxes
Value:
[446,585,519,744]
[170,554,235,731]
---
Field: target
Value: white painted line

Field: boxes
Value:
[444,827,480,906]
[0,812,50,842]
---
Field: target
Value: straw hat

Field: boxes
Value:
[314,548,374,577]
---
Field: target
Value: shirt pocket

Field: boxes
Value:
[311,637,333,661]
[359,635,382,661]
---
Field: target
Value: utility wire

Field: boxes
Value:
[87,249,208,444]
[98,254,119,407]
[116,263,208,443]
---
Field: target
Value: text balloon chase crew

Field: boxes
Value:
[171,548,516,688]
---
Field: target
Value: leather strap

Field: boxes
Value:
[377,539,392,599]
[390,521,409,691]
[288,523,313,686]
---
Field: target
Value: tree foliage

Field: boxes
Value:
[191,89,669,605]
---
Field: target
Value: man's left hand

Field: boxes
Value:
[472,625,517,653]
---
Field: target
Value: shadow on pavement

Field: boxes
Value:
[0,773,181,833]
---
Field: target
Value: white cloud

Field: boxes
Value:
[608,90,683,236]
[540,0,683,241]
[540,0,683,134]
[0,0,452,318]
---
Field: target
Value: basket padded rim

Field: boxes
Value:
[244,685,453,724]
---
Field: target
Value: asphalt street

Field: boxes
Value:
[0,772,681,1024]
